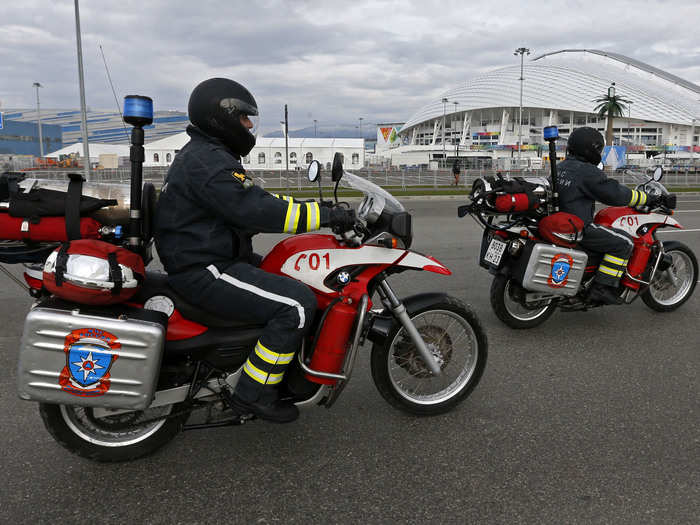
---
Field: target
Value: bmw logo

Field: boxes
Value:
[337,271,351,284]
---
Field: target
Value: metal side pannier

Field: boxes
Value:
[513,241,588,297]
[17,300,167,410]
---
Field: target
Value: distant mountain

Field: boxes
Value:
[266,123,376,139]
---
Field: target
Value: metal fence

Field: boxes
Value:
[6,165,700,190]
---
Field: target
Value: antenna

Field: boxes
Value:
[99,44,130,141]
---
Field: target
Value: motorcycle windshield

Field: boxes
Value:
[339,171,405,213]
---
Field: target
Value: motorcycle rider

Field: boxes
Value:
[557,127,660,304]
[154,78,355,422]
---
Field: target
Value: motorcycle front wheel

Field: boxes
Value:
[39,402,188,462]
[370,296,487,416]
[642,241,698,312]
[490,275,556,329]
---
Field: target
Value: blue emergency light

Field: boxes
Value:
[123,95,153,127]
[543,125,559,140]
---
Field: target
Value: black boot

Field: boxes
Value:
[587,283,623,305]
[227,389,299,423]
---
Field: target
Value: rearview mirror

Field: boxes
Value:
[653,166,664,182]
[307,160,321,183]
[331,152,343,182]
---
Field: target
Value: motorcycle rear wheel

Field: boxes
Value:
[642,241,698,312]
[39,402,188,462]
[490,275,556,329]
[370,296,487,416]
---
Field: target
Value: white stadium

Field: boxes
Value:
[381,49,700,169]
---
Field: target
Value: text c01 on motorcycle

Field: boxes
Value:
[28,153,488,462]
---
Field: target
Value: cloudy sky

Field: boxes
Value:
[1,0,699,134]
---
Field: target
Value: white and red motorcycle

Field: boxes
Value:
[460,166,697,329]
[15,153,487,462]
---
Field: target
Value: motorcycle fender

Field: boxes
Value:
[367,292,452,345]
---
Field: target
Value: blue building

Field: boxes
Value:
[3,108,189,149]
[0,118,62,156]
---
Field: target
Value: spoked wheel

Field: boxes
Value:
[642,241,698,312]
[371,296,487,416]
[39,402,188,462]
[490,275,556,329]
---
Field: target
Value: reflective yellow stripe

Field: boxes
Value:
[254,341,295,365]
[265,372,284,385]
[603,254,627,266]
[638,192,647,206]
[306,202,320,231]
[243,360,268,384]
[272,193,280,199]
[628,190,638,207]
[284,202,299,233]
[599,265,623,277]
[291,203,301,232]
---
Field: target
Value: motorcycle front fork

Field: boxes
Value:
[376,278,443,375]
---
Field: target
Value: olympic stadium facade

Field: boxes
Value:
[387,49,700,169]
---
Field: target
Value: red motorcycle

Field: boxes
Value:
[461,163,698,329]
[15,154,487,462]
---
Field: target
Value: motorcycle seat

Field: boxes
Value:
[133,271,265,329]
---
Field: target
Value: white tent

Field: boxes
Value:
[46,142,129,160]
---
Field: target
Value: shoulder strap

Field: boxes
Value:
[65,173,84,240]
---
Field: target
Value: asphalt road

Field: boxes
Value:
[1,197,699,524]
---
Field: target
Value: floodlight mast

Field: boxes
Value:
[514,47,530,171]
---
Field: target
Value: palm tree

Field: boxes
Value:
[593,86,631,147]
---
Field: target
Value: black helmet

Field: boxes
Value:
[188,78,259,157]
[567,126,605,165]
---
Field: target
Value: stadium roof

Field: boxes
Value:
[402,49,700,132]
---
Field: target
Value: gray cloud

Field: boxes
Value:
[1,0,698,134]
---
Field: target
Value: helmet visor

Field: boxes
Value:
[240,113,260,138]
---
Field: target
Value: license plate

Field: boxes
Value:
[484,237,507,266]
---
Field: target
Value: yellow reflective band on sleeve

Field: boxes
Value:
[603,254,628,266]
[272,193,280,199]
[599,264,624,278]
[254,341,295,365]
[628,190,639,207]
[306,202,320,231]
[292,203,301,232]
[639,192,647,206]
[243,360,269,385]
[284,201,301,233]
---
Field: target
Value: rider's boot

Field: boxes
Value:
[227,376,299,423]
[587,282,623,305]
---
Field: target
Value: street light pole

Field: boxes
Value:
[453,101,459,160]
[359,117,363,139]
[313,119,317,137]
[514,47,530,171]
[32,82,44,157]
[442,97,448,168]
[74,0,91,180]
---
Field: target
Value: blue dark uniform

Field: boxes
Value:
[155,125,329,403]
[557,157,650,286]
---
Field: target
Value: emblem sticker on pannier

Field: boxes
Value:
[58,328,120,397]
[548,253,573,288]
